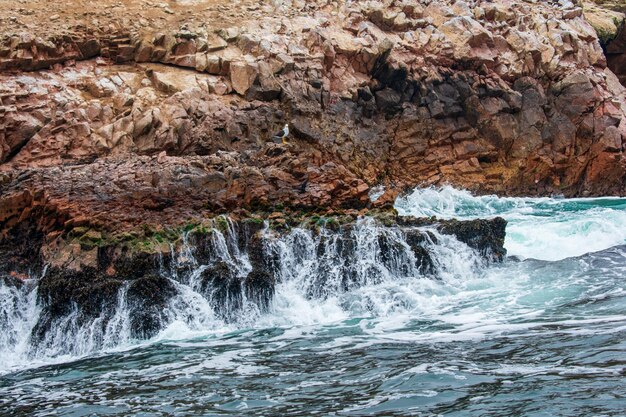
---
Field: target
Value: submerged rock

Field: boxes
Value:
[199,261,244,321]
[439,217,507,261]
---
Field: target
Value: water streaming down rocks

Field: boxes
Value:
[1,193,624,416]
[0,215,505,366]
[1,0,626,412]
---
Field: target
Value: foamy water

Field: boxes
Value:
[1,188,625,416]
[396,186,626,260]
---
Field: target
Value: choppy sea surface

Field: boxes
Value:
[1,187,625,416]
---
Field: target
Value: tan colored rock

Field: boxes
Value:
[205,35,228,52]
[86,77,118,98]
[133,111,154,137]
[195,53,208,72]
[148,66,207,94]
[208,78,231,95]
[217,27,240,42]
[135,41,153,63]
[205,55,222,74]
[173,55,196,68]
[229,61,258,95]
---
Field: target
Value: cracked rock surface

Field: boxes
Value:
[0,0,625,271]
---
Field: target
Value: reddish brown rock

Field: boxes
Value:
[0,0,625,271]
[229,61,258,96]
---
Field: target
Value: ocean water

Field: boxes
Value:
[1,187,625,416]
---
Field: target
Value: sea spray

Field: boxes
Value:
[263,218,423,299]
[0,278,40,370]
[1,190,625,416]
[396,186,626,260]
[28,284,133,359]
[0,216,491,371]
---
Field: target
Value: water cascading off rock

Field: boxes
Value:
[0,215,505,365]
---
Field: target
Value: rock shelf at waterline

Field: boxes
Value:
[0,213,506,366]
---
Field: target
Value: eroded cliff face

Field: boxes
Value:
[0,0,625,272]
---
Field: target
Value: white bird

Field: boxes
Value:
[272,123,289,144]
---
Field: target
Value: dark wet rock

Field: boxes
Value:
[403,229,436,276]
[245,269,275,310]
[31,267,125,343]
[0,274,26,289]
[127,274,177,339]
[99,247,161,280]
[375,87,402,115]
[20,213,506,345]
[290,118,321,143]
[199,261,244,320]
[246,233,275,273]
[37,267,124,318]
[439,217,507,261]
[244,233,278,309]
[397,215,507,261]
[0,218,45,278]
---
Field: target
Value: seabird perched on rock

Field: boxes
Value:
[272,123,289,144]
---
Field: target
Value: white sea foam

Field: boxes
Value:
[395,186,626,260]
[1,187,625,374]
[0,278,40,370]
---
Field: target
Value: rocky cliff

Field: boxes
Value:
[1,0,625,274]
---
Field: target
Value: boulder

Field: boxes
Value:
[229,61,258,95]
[127,274,178,338]
[375,88,402,115]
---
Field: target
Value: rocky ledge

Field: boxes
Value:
[2,213,506,344]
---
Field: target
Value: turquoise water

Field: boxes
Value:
[1,188,625,416]
[395,186,626,261]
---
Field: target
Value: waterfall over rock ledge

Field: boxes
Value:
[0,214,505,366]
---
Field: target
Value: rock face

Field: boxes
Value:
[1,1,624,213]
